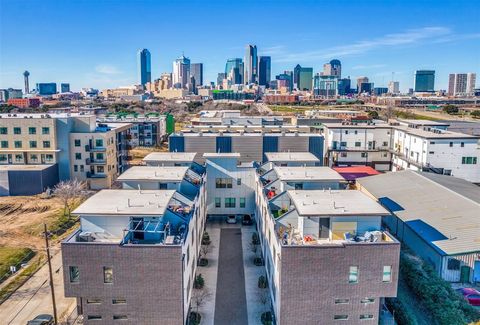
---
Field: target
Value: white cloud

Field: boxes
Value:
[272,26,453,63]
[94,64,122,75]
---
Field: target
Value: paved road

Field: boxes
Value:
[0,250,76,325]
[214,228,248,325]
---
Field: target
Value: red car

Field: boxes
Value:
[457,288,480,306]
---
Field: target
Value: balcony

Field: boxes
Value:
[89,159,106,165]
[86,172,106,178]
[90,146,106,152]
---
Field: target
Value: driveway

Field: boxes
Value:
[214,228,248,325]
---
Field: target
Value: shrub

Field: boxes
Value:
[442,105,459,115]
[197,258,208,267]
[202,232,211,245]
[188,311,201,325]
[385,297,418,325]
[471,110,480,119]
[400,251,479,324]
[367,110,379,119]
[258,275,268,288]
[261,311,273,325]
[193,274,204,289]
[253,257,264,266]
[252,232,260,245]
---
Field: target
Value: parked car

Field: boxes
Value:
[226,215,237,224]
[27,314,54,325]
[456,288,480,306]
[242,214,253,225]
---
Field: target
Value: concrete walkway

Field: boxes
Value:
[213,228,248,325]
[0,249,76,324]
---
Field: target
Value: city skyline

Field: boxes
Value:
[1,0,479,92]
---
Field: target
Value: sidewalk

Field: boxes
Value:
[0,249,76,325]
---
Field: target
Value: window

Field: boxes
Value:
[74,165,78,172]
[224,197,236,208]
[349,266,358,283]
[30,154,38,162]
[15,154,23,162]
[1,141,8,148]
[14,127,21,134]
[87,316,102,320]
[215,178,232,188]
[42,127,50,135]
[355,142,361,147]
[86,299,102,304]
[462,157,477,164]
[382,265,392,282]
[46,154,53,162]
[43,141,51,148]
[80,165,84,172]
[113,315,128,320]
[334,315,349,320]
[382,141,388,147]
[237,178,241,185]
[449,142,453,147]
[340,141,347,147]
[360,298,375,304]
[359,314,374,320]
[0,127,7,134]
[103,267,113,283]
[112,298,127,304]
[0,154,7,162]
[354,130,358,135]
[240,197,246,208]
[461,142,464,147]
[69,266,79,283]
[447,258,460,270]
[96,153,104,160]
[74,139,81,147]
[361,152,368,158]
[334,298,349,304]
[345,130,349,134]
[341,152,347,157]
[29,141,37,148]
[215,197,221,208]
[430,141,435,145]
[75,153,82,160]
[429,151,435,154]
[28,127,36,135]
[97,166,104,173]
[95,139,103,147]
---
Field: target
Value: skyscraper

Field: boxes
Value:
[244,45,258,84]
[190,63,203,86]
[323,59,341,78]
[337,78,351,95]
[356,77,369,93]
[61,83,70,93]
[173,54,191,89]
[217,73,226,88]
[388,81,400,94]
[23,71,30,94]
[257,56,271,87]
[137,49,151,86]
[414,70,435,92]
[294,65,313,91]
[225,58,243,84]
[448,73,476,96]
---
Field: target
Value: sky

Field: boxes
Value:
[1,0,479,92]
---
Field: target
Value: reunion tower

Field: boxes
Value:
[23,70,30,94]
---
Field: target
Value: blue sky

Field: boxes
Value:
[1,0,479,92]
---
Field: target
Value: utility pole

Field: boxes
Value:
[44,223,58,324]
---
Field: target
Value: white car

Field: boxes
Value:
[226,215,237,224]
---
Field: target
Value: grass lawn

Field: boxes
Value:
[0,246,35,281]
[269,105,313,113]
[0,255,43,304]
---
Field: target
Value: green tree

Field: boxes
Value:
[442,105,459,114]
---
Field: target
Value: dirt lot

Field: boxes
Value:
[0,195,70,251]
[129,145,168,166]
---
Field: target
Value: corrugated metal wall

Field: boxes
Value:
[0,171,9,196]
[185,136,216,163]
[278,135,308,152]
[309,136,324,165]
[216,137,232,153]
[263,136,279,162]
[169,136,185,152]
[232,136,263,162]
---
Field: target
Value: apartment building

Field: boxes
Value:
[169,130,324,164]
[98,114,173,146]
[324,120,480,183]
[391,124,480,183]
[0,113,132,192]
[62,174,206,324]
[203,153,256,217]
[69,123,131,189]
[255,164,400,323]
[323,122,393,171]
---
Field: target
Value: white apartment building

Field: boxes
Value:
[323,122,393,171]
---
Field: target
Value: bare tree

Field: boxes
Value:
[191,287,212,315]
[53,179,85,217]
